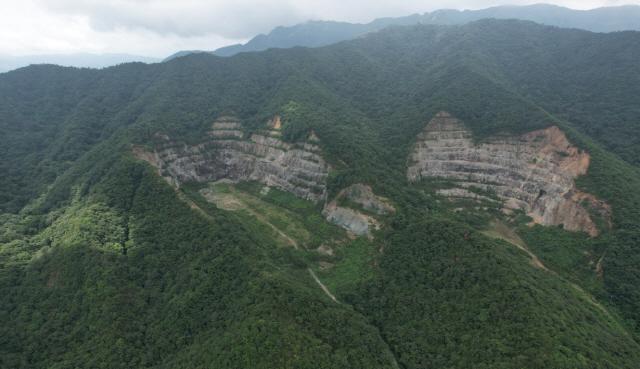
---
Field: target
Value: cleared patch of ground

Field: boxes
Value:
[200,187,245,211]
[199,182,314,248]
[482,220,546,270]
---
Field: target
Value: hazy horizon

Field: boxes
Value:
[1,1,639,59]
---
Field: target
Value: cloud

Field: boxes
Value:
[40,0,307,39]
[2,0,639,57]
[38,0,640,40]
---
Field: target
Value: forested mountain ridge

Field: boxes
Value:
[0,53,160,74]
[2,20,640,368]
[164,4,640,60]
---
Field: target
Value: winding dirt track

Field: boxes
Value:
[308,268,339,303]
[484,221,625,326]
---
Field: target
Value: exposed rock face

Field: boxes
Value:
[408,112,609,236]
[323,183,395,237]
[134,116,330,202]
[323,204,375,236]
[341,184,395,215]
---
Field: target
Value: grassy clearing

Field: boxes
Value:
[189,180,377,297]
[315,238,377,294]
[189,181,345,250]
[482,220,527,248]
[235,181,345,248]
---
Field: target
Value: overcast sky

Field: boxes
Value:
[0,0,638,58]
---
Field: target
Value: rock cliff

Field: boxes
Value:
[323,184,395,237]
[408,112,610,236]
[133,116,330,202]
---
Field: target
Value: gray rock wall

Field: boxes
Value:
[322,183,395,237]
[134,116,329,202]
[408,112,609,236]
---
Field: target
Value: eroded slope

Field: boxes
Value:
[408,112,609,236]
[323,184,395,237]
[133,116,330,202]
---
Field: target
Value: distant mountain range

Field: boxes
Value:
[165,3,640,60]
[0,53,160,73]
[5,4,638,71]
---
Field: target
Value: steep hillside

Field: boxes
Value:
[134,115,329,202]
[407,112,609,236]
[2,20,640,368]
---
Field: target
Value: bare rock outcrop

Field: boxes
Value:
[408,112,610,236]
[323,204,376,236]
[323,184,395,237]
[134,116,330,202]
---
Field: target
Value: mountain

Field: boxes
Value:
[424,3,640,31]
[165,4,640,59]
[0,53,160,73]
[161,50,209,62]
[2,20,640,368]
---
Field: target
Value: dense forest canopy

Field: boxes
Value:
[1,19,640,369]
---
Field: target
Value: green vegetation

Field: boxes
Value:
[202,181,345,249]
[2,19,640,368]
[315,238,377,293]
[519,225,601,290]
[0,160,399,369]
[351,220,640,369]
